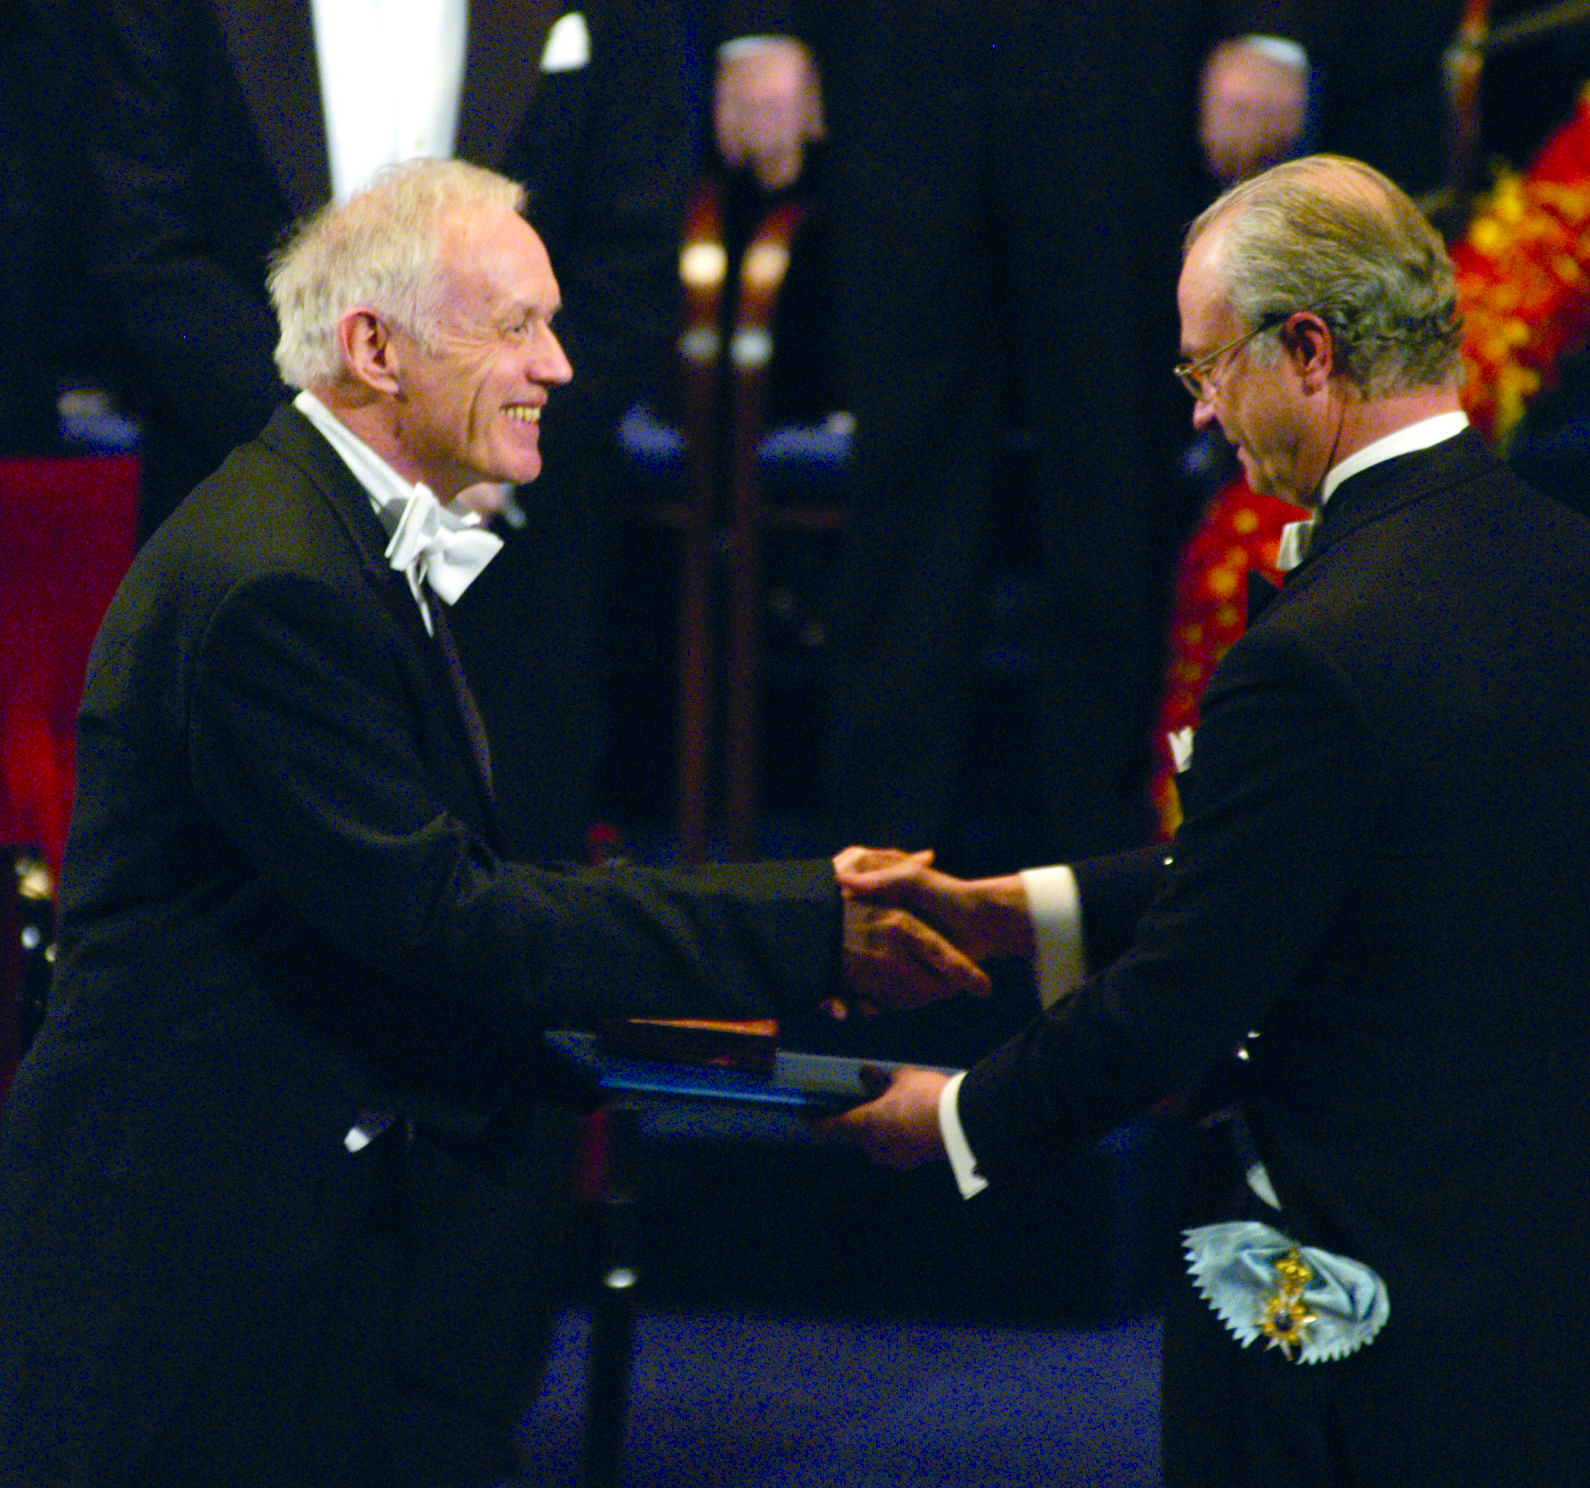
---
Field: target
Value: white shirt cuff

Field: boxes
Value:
[1019,865,1087,1008]
[1238,34,1308,71]
[718,35,794,58]
[939,1070,988,1198]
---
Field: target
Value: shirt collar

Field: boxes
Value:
[295,388,425,537]
[294,390,507,635]
[1319,410,1470,507]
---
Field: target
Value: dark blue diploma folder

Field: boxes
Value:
[544,1029,922,1114]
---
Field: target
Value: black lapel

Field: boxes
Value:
[1247,569,1281,625]
[260,405,505,844]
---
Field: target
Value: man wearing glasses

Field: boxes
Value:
[824,155,1590,1486]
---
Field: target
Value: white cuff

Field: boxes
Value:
[718,35,795,59]
[939,1071,988,1197]
[1237,34,1308,71]
[1019,865,1087,1008]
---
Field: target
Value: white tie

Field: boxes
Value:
[1275,514,1320,573]
[384,484,503,604]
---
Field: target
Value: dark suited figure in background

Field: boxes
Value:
[0,0,130,452]
[92,0,689,860]
[712,3,1466,869]
[826,156,1590,1485]
[1200,1,1460,199]
[0,161,984,1488]
[0,0,71,450]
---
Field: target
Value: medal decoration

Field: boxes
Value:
[1184,1220,1390,1364]
[1258,1247,1319,1360]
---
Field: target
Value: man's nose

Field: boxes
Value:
[532,323,573,386]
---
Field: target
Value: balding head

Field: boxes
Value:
[1185,155,1463,398]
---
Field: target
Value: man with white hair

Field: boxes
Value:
[0,159,985,1488]
[94,0,691,864]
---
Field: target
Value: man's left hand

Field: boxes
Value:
[816,1065,950,1169]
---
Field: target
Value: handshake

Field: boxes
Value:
[830,846,1038,1170]
[833,845,1034,1016]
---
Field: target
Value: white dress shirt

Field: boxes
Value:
[310,3,592,200]
[312,0,467,201]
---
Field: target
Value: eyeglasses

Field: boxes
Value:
[1174,313,1289,400]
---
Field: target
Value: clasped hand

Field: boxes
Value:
[833,844,1034,1017]
[832,848,991,1019]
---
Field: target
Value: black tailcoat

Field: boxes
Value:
[960,434,1590,1485]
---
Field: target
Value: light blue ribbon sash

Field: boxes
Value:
[1183,1220,1390,1363]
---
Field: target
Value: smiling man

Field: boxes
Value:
[294,185,572,498]
[0,160,988,1488]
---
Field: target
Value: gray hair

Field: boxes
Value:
[269,158,528,388]
[1185,155,1463,397]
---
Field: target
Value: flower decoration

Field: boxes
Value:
[1151,484,1306,837]
[1452,82,1590,445]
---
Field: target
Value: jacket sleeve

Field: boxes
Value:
[188,568,844,1027]
[1071,845,1171,972]
[957,618,1387,1180]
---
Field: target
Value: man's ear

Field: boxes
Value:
[1281,311,1335,393]
[338,309,403,396]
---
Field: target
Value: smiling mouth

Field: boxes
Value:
[504,406,541,424]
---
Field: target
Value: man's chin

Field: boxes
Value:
[451,482,516,518]
[483,451,541,488]
[1237,451,1276,499]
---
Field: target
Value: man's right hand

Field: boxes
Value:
[835,850,1036,966]
[834,895,991,1019]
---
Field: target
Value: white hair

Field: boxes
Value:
[268,158,528,388]
[1186,155,1463,398]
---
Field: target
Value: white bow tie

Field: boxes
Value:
[384,485,503,604]
[1275,514,1321,572]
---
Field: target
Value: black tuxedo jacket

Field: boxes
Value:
[0,403,838,1484]
[961,434,1590,1484]
[92,0,690,528]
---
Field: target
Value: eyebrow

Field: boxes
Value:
[494,302,560,333]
